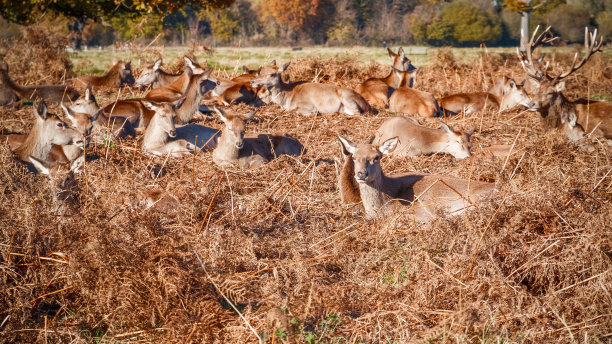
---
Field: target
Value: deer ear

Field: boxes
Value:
[154,59,162,70]
[567,111,577,126]
[270,59,276,66]
[111,57,118,65]
[140,100,159,111]
[555,81,566,92]
[337,136,357,155]
[440,122,453,134]
[242,65,249,73]
[60,103,75,123]
[378,137,398,155]
[172,96,186,110]
[29,156,50,175]
[398,47,405,58]
[280,61,291,72]
[243,110,257,122]
[213,106,229,123]
[34,100,48,120]
[387,47,395,58]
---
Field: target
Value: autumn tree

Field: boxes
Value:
[260,0,331,43]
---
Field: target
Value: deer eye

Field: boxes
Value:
[57,123,65,128]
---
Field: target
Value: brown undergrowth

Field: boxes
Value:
[0,51,611,343]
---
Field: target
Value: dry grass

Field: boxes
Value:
[1,45,611,343]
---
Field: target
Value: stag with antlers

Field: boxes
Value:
[517,26,612,140]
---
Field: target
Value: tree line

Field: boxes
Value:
[1,0,610,47]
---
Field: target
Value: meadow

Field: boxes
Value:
[1,39,611,343]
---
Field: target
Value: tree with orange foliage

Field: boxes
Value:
[261,0,329,41]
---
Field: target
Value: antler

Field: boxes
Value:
[516,25,558,81]
[555,27,604,81]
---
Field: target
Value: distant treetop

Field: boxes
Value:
[0,0,235,25]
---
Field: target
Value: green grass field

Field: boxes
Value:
[69,45,522,75]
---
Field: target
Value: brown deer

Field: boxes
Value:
[1,101,82,163]
[212,107,304,169]
[213,62,279,106]
[337,136,496,221]
[389,84,441,118]
[357,47,415,108]
[104,69,217,130]
[135,59,182,88]
[29,155,83,216]
[0,63,79,103]
[372,116,474,159]
[517,26,611,139]
[439,78,534,115]
[141,98,220,157]
[250,61,371,115]
[145,57,208,101]
[75,60,134,92]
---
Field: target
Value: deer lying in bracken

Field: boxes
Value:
[389,70,441,117]
[439,78,534,115]
[211,62,279,106]
[337,136,496,221]
[105,69,217,130]
[372,117,474,159]
[67,86,135,143]
[29,155,83,216]
[145,57,207,101]
[1,100,82,164]
[357,47,415,108]
[135,59,182,88]
[250,61,371,115]
[74,60,134,92]
[141,98,220,157]
[0,63,79,103]
[212,107,304,169]
[518,26,612,139]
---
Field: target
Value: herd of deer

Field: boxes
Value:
[0,26,609,221]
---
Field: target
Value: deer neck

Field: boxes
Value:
[381,68,403,89]
[267,78,293,108]
[212,130,239,164]
[155,69,180,88]
[143,115,170,149]
[15,120,50,161]
[486,92,508,110]
[174,78,201,124]
[338,155,361,204]
[0,69,25,94]
[358,174,396,218]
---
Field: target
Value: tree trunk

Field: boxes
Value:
[520,10,530,52]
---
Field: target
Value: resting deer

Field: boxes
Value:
[74,60,134,91]
[439,78,534,115]
[517,26,612,139]
[372,117,473,159]
[135,59,182,88]
[1,100,82,164]
[250,61,370,115]
[145,57,207,101]
[337,136,496,221]
[29,155,83,216]
[212,107,304,169]
[212,62,279,106]
[66,86,135,143]
[105,70,217,130]
[141,98,220,157]
[0,63,79,103]
[388,70,441,117]
[357,47,415,108]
